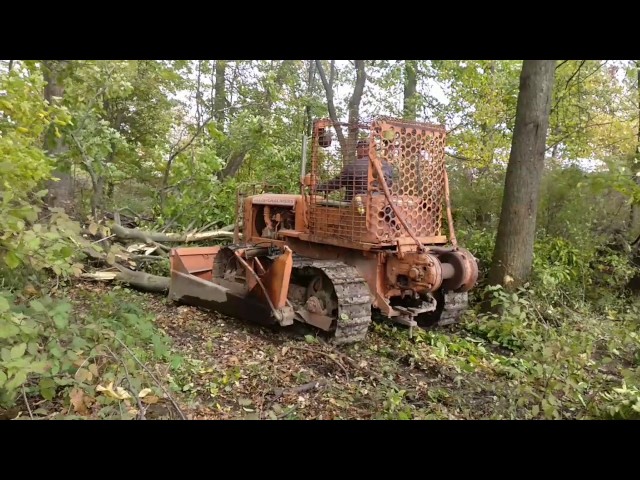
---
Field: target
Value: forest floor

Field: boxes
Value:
[51,278,636,421]
[62,281,510,420]
[6,279,635,421]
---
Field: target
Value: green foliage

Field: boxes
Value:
[0,63,80,289]
[430,60,522,166]
[598,380,640,419]
[0,288,179,419]
[60,60,186,214]
[549,61,636,161]
[379,387,413,420]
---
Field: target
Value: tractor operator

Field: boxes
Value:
[315,140,394,202]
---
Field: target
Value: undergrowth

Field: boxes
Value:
[356,230,640,420]
[0,287,183,419]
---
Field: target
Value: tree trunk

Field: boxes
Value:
[42,60,74,213]
[317,60,367,164]
[217,151,248,181]
[346,60,367,164]
[316,60,347,154]
[403,60,418,121]
[486,60,556,291]
[107,181,115,199]
[305,60,316,136]
[630,61,640,236]
[214,60,227,131]
[91,176,105,218]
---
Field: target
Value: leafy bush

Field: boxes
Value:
[0,289,181,419]
[0,65,79,289]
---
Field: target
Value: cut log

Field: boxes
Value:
[83,265,170,293]
[111,224,235,243]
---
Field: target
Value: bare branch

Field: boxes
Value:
[551,61,608,114]
[22,385,33,419]
[447,152,481,163]
[316,60,347,152]
[564,60,587,90]
[111,335,186,420]
[545,120,634,153]
[104,345,146,420]
[167,114,214,165]
[161,113,215,202]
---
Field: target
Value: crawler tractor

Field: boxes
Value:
[169,116,478,344]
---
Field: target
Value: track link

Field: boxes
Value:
[292,256,372,345]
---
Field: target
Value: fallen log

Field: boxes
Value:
[130,255,168,263]
[82,265,170,293]
[111,224,235,244]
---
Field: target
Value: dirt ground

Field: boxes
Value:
[69,282,506,420]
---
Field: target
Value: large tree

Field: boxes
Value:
[487,60,557,290]
[42,60,73,212]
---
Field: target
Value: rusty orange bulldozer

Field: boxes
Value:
[169,116,479,344]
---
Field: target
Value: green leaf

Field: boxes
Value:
[0,323,20,339]
[5,251,21,269]
[39,378,57,400]
[11,343,27,359]
[1,348,11,362]
[4,357,30,369]
[71,336,88,350]
[5,370,27,391]
[29,299,45,313]
[52,307,71,329]
[0,369,7,387]
[0,296,10,313]
[531,404,540,417]
[27,342,39,355]
[541,399,555,418]
[170,356,183,369]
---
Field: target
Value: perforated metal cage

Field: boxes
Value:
[307,117,447,245]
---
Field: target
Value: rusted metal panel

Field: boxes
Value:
[251,194,299,207]
[170,247,219,281]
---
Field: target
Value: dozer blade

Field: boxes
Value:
[168,247,280,327]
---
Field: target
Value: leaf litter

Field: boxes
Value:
[56,281,507,420]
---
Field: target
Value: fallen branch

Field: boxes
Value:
[276,406,297,419]
[111,224,234,244]
[22,385,33,419]
[273,379,328,400]
[105,345,146,420]
[82,266,170,293]
[111,335,186,420]
[288,345,349,381]
[130,255,169,263]
[317,338,387,383]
